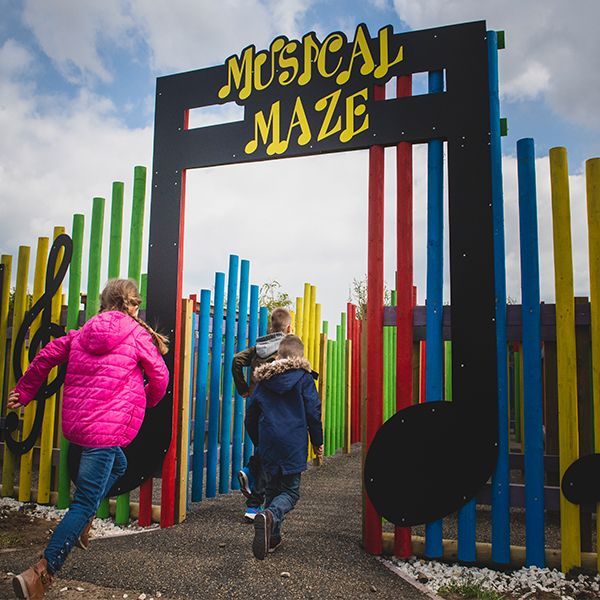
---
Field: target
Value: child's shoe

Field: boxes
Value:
[237,468,252,498]
[244,506,261,522]
[269,535,282,553]
[12,557,54,599]
[75,518,94,550]
[252,509,273,560]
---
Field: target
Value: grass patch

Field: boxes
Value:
[437,581,505,600]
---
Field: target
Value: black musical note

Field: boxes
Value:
[561,454,600,505]
[3,234,72,455]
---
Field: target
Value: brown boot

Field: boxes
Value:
[12,557,53,599]
[75,518,94,550]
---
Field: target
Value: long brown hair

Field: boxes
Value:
[100,279,169,355]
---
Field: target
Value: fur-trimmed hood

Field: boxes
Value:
[253,356,311,394]
[254,356,311,381]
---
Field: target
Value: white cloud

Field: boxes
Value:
[392,0,600,128]
[0,39,34,77]
[22,0,135,84]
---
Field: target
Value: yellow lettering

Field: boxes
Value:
[244,101,287,155]
[254,37,286,92]
[315,89,342,141]
[317,32,344,79]
[278,41,299,85]
[298,32,321,86]
[374,26,404,79]
[336,24,375,85]
[340,88,369,143]
[218,46,254,101]
[282,96,312,152]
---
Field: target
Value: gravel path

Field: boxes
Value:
[1,447,429,600]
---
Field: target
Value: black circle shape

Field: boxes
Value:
[364,401,497,527]
[561,453,600,505]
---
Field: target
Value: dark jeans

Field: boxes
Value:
[44,446,127,574]
[264,471,301,538]
[246,455,266,509]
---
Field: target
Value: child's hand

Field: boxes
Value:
[313,444,324,464]
[7,390,21,410]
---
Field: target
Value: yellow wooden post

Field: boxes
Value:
[2,246,30,497]
[309,285,317,367]
[295,297,303,336]
[290,309,296,333]
[0,255,13,410]
[176,298,193,523]
[549,147,581,572]
[38,227,65,503]
[585,157,600,572]
[18,237,49,502]
[344,339,352,453]
[302,283,312,351]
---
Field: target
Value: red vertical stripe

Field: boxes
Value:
[394,74,413,558]
[364,84,385,555]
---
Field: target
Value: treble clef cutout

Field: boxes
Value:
[4,234,73,455]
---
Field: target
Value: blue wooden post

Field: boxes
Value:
[232,259,250,488]
[425,69,445,560]
[220,255,239,494]
[243,284,260,465]
[192,289,211,502]
[517,137,545,567]
[206,273,225,498]
[259,306,269,336]
[488,30,510,566]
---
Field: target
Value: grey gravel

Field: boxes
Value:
[1,446,428,600]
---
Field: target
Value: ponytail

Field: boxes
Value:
[132,315,169,355]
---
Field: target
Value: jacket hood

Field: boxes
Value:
[255,332,285,359]
[254,356,311,393]
[79,311,138,355]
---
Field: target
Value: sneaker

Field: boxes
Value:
[252,509,273,560]
[269,536,282,553]
[75,518,94,550]
[12,557,54,599]
[237,468,252,498]
[244,507,261,522]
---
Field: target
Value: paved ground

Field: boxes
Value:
[1,446,429,600]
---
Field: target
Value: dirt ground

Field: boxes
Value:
[0,507,180,600]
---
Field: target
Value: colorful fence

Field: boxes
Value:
[0,171,363,526]
[363,31,599,575]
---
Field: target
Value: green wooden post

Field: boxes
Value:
[444,340,452,401]
[57,214,85,509]
[336,322,343,451]
[128,166,146,285]
[140,273,148,309]
[108,182,124,279]
[391,291,397,414]
[87,197,110,518]
[325,339,333,456]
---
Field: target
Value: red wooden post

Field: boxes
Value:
[159,113,189,528]
[394,74,413,558]
[364,84,385,555]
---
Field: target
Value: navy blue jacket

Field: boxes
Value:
[245,357,323,476]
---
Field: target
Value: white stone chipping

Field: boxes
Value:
[385,556,600,599]
[0,497,158,540]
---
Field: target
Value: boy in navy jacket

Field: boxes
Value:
[245,334,323,559]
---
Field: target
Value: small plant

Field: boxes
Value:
[437,581,505,600]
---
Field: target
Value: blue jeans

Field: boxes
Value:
[264,472,301,539]
[44,446,127,574]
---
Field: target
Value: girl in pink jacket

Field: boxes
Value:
[9,279,169,600]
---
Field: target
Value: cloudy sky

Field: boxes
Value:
[1,0,599,326]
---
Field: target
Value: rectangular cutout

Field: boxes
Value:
[188,103,245,130]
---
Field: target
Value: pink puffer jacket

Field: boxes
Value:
[14,311,169,448]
